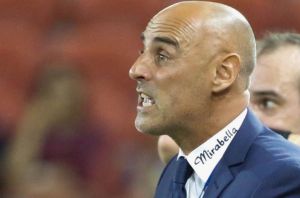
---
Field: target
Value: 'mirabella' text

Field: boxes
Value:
[194,128,238,165]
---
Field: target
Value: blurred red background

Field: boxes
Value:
[0,0,300,197]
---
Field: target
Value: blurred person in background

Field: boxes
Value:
[158,31,300,164]
[250,32,300,141]
[3,63,91,198]
[2,60,141,198]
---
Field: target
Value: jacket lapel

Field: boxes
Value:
[203,164,233,198]
[204,109,264,198]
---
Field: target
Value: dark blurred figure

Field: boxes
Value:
[3,63,93,198]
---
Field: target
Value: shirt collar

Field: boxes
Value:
[178,108,247,183]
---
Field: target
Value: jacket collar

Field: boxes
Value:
[204,109,264,198]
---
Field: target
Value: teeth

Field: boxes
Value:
[141,93,154,107]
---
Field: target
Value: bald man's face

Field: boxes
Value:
[250,45,300,134]
[129,6,217,136]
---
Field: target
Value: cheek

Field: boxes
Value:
[164,80,209,116]
[259,115,285,132]
[156,62,212,107]
[286,95,300,113]
[156,84,191,120]
[259,108,293,131]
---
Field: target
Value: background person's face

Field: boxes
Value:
[129,12,215,136]
[250,45,300,134]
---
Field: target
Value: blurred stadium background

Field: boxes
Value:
[0,0,300,197]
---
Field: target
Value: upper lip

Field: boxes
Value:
[136,88,149,96]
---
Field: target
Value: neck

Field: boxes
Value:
[175,90,249,155]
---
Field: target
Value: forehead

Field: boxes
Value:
[142,11,201,47]
[257,45,300,76]
[251,45,300,92]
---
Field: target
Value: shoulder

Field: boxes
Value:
[243,129,300,193]
[231,130,300,196]
[154,155,178,198]
[249,128,300,162]
[252,160,300,196]
[156,155,177,185]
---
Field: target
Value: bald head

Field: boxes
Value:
[148,1,256,88]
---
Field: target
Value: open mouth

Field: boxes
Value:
[140,93,155,107]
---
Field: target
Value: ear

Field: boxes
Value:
[212,53,241,93]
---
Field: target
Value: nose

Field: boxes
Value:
[129,57,152,81]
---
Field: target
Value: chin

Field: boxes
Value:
[135,125,160,136]
[135,120,165,136]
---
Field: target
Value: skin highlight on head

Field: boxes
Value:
[129,1,255,154]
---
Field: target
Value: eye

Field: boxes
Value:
[155,49,170,64]
[259,99,277,110]
[252,97,280,115]
[157,53,168,62]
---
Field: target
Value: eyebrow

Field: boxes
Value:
[153,36,179,48]
[140,33,179,48]
[250,90,280,98]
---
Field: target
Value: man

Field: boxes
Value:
[158,32,300,164]
[250,32,300,136]
[129,1,300,198]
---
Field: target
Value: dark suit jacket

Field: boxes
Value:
[155,110,300,198]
